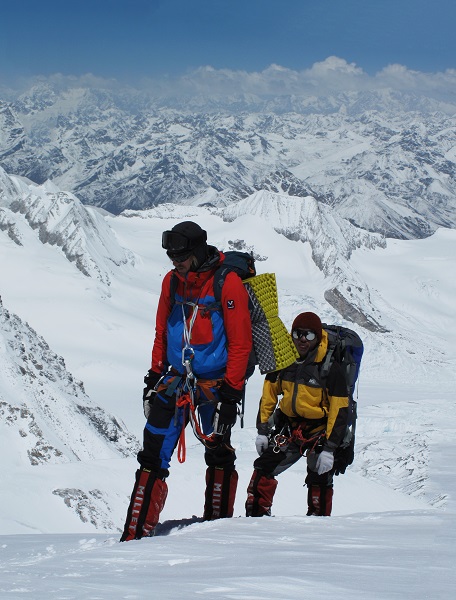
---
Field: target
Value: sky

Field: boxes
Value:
[1,0,456,87]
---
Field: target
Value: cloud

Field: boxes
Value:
[0,72,133,100]
[138,58,367,96]
[376,63,456,95]
[138,58,456,102]
[2,58,456,107]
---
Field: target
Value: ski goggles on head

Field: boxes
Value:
[292,329,317,341]
[162,228,207,252]
[162,230,192,253]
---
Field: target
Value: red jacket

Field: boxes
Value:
[151,251,252,390]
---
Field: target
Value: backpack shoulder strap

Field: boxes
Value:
[208,259,247,306]
[319,347,334,381]
[319,333,338,381]
[169,272,179,308]
[318,326,345,404]
[212,265,227,303]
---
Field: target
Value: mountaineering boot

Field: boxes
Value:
[203,466,238,520]
[120,468,168,541]
[307,484,333,516]
[245,469,278,517]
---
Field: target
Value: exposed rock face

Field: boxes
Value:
[324,288,389,332]
[0,295,139,466]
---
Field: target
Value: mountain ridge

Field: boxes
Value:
[0,166,134,283]
[1,84,455,241]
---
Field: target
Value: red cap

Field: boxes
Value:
[291,312,322,342]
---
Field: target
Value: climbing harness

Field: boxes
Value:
[174,297,223,462]
[272,425,326,455]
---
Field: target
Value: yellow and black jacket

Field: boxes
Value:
[258,330,349,449]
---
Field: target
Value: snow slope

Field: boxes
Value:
[1,507,453,600]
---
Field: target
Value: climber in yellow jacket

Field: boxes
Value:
[245,311,349,517]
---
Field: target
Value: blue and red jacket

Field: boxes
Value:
[151,250,252,390]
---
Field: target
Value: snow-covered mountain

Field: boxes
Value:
[0,295,138,465]
[1,83,456,241]
[0,293,139,532]
[219,190,388,332]
[0,166,134,284]
[0,159,455,600]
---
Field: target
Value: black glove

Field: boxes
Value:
[218,381,244,404]
[212,400,238,436]
[211,381,243,435]
[143,370,162,419]
[334,436,355,476]
[257,422,271,436]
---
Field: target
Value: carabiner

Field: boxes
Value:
[182,346,195,379]
[273,433,288,453]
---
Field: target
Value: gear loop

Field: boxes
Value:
[272,425,326,455]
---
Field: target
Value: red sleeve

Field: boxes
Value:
[221,271,253,390]
[151,271,172,373]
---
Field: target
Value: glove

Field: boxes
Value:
[218,381,245,404]
[143,370,162,419]
[212,400,238,436]
[334,436,355,476]
[316,450,334,475]
[255,435,269,455]
[257,421,270,436]
[211,381,243,436]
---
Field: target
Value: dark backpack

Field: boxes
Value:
[319,324,364,473]
[210,251,257,303]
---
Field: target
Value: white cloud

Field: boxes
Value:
[138,58,456,101]
[2,58,456,106]
[376,63,456,94]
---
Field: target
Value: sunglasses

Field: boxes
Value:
[167,250,193,263]
[292,329,317,341]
